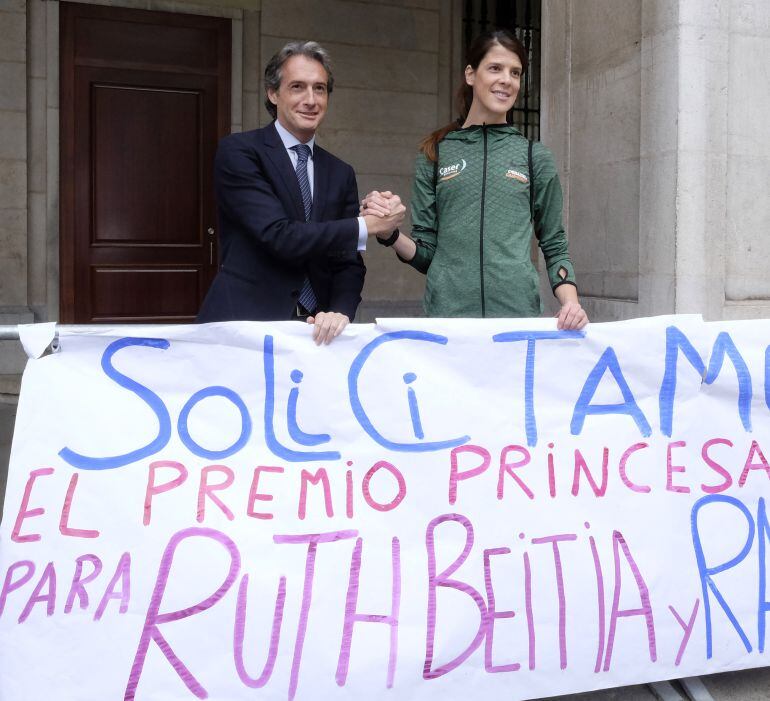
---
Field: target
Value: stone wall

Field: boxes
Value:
[543,0,770,322]
[0,400,15,520]
[0,0,32,396]
[255,0,457,320]
[11,0,458,333]
[723,1,770,319]
[4,0,770,351]
[0,0,27,315]
[543,0,655,321]
[0,0,457,482]
[566,0,642,314]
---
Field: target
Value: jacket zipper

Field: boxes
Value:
[479,126,488,317]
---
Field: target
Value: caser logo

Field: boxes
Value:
[438,159,467,181]
[506,168,528,183]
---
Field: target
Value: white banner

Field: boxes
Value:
[1,315,769,700]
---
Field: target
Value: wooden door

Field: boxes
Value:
[60,2,230,323]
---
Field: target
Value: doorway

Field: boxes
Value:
[59,2,231,323]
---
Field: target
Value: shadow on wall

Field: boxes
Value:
[0,401,17,521]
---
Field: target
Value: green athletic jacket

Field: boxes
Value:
[404,124,577,318]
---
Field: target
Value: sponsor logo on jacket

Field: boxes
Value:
[506,168,529,183]
[438,159,467,181]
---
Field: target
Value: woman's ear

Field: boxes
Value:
[464,64,475,87]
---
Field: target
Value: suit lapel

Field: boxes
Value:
[262,123,305,220]
[311,145,329,222]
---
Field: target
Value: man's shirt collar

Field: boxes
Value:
[274,119,315,156]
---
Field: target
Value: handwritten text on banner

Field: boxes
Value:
[1,315,768,700]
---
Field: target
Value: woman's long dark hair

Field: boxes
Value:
[419,29,528,162]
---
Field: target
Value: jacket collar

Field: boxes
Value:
[263,121,328,221]
[273,118,316,154]
[263,122,304,219]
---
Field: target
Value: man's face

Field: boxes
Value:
[268,55,329,141]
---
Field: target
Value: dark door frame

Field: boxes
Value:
[59,1,231,323]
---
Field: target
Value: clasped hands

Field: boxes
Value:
[361,191,405,236]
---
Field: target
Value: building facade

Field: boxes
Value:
[1,2,770,697]
[2,0,769,385]
[3,0,770,490]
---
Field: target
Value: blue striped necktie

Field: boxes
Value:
[291,143,318,314]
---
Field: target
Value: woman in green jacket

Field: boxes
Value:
[363,29,588,330]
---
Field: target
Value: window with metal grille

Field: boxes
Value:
[462,0,541,140]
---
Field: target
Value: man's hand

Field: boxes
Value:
[555,301,588,330]
[361,190,405,235]
[307,311,350,345]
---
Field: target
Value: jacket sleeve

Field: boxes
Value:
[402,151,438,274]
[327,165,366,319]
[215,136,359,265]
[532,142,578,293]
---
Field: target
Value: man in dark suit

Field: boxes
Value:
[197,40,405,343]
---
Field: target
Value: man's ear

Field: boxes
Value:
[464,65,475,87]
[267,88,278,106]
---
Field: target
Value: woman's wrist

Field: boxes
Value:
[376,229,400,247]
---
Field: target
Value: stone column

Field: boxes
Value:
[0,0,33,394]
[27,0,52,322]
[542,0,644,321]
[540,0,572,314]
[637,0,679,317]
[673,0,729,319]
[544,0,761,322]
[242,7,261,131]
[722,1,770,319]
[0,1,28,315]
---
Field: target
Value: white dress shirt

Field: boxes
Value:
[274,120,367,251]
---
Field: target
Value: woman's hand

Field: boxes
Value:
[556,300,588,330]
[360,191,400,217]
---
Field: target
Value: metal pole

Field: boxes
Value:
[0,324,170,342]
[0,326,21,341]
[679,677,716,701]
[650,681,685,701]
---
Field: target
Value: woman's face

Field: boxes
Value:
[465,43,523,122]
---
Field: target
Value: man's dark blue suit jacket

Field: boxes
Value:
[197,122,366,322]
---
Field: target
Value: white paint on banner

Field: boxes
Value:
[1,315,769,700]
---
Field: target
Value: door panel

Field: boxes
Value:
[90,267,200,321]
[91,83,202,245]
[74,16,220,72]
[60,2,230,323]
